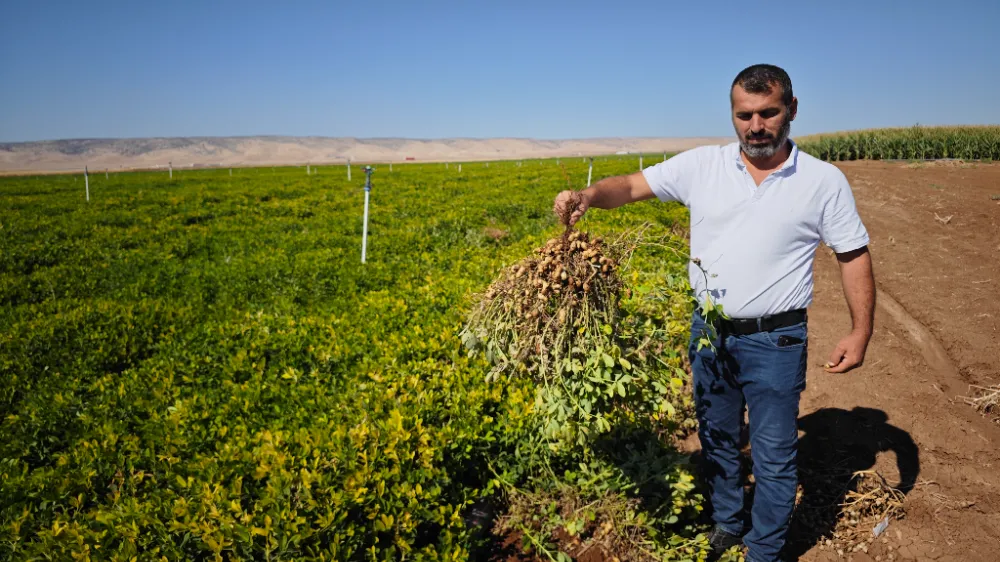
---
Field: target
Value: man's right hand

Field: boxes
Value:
[553,190,591,226]
[552,173,655,225]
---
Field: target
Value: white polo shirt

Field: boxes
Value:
[642,141,869,319]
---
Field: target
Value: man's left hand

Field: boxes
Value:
[824,330,871,373]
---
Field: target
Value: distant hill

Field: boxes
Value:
[0,136,731,174]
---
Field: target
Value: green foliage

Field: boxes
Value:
[462,228,691,451]
[477,234,707,561]
[1,157,702,560]
[796,125,1000,161]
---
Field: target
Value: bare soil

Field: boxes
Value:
[796,161,1000,561]
[490,161,1000,561]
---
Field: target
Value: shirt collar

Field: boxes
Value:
[734,139,799,174]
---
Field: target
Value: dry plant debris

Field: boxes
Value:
[963,383,1000,423]
[809,470,906,556]
[462,192,640,389]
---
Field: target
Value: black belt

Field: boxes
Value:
[718,309,807,336]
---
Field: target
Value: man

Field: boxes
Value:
[552,64,875,561]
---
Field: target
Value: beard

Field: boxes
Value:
[738,114,792,159]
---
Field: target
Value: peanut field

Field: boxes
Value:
[1,158,708,561]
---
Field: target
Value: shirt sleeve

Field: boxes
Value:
[820,170,870,253]
[641,147,701,206]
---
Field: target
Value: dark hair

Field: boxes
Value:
[732,64,793,107]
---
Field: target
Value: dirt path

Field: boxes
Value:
[795,161,1000,560]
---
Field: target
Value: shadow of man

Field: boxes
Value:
[784,406,920,559]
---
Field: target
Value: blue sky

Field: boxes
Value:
[1,0,998,142]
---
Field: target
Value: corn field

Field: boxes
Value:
[796,125,1000,161]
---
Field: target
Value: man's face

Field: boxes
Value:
[731,83,797,160]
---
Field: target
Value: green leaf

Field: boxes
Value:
[660,400,676,417]
[602,353,614,368]
[700,297,715,316]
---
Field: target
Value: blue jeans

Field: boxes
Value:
[689,312,808,562]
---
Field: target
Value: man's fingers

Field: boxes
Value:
[553,192,574,219]
[554,190,587,226]
[825,333,869,374]
[826,344,846,369]
[826,354,858,373]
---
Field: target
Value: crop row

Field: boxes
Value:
[796,125,1000,161]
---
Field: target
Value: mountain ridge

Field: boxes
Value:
[0,135,732,173]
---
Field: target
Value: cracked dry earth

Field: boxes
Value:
[794,161,1000,561]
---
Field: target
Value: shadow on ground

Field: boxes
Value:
[784,406,920,559]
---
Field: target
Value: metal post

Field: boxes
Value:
[347,159,352,181]
[389,162,392,172]
[307,164,310,175]
[230,168,232,176]
[663,152,667,162]
[105,169,108,179]
[639,153,643,170]
[458,164,462,172]
[169,162,173,179]
[361,166,373,264]
[587,158,593,187]
[85,166,90,201]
